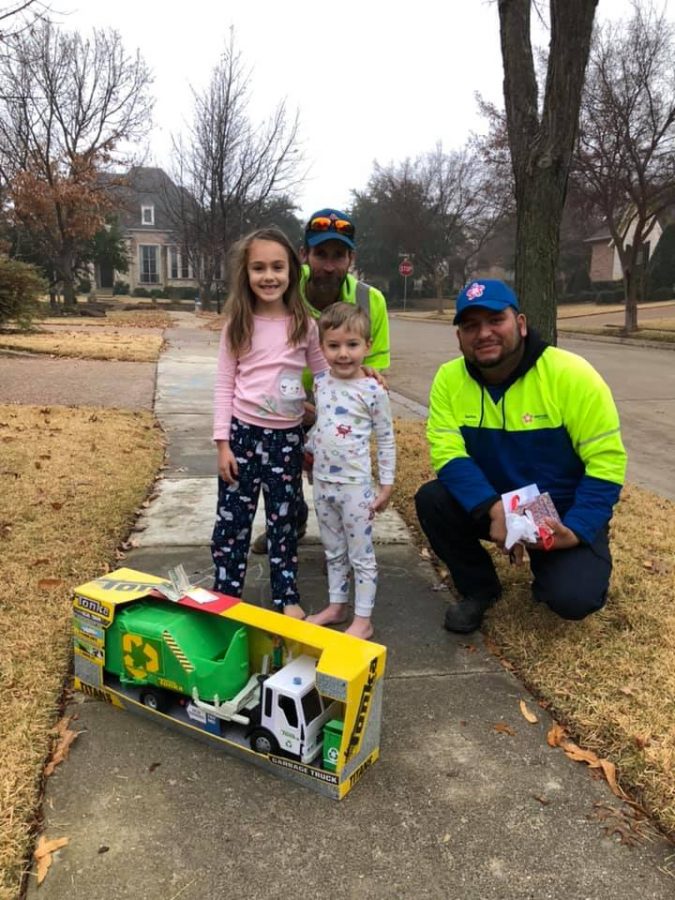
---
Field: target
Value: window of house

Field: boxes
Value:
[141,205,155,226]
[169,247,192,279]
[139,245,159,284]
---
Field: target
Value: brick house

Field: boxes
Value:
[95,166,200,294]
[585,205,675,284]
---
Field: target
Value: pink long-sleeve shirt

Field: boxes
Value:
[213,315,327,441]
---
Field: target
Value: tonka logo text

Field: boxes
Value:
[345,658,378,761]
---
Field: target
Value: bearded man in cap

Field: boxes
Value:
[251,208,390,554]
[415,279,627,633]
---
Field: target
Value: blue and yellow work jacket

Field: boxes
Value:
[427,332,627,545]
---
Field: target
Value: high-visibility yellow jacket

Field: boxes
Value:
[427,332,627,544]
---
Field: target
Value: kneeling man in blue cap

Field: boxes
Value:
[415,279,627,633]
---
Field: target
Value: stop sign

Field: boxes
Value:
[399,259,414,277]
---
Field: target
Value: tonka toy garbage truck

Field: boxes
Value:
[72,567,386,799]
[103,598,338,764]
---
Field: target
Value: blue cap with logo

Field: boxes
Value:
[453,279,520,324]
[304,208,356,250]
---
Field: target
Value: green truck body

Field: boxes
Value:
[104,600,250,702]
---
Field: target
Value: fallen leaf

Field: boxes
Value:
[546,723,566,747]
[37,578,65,591]
[45,716,80,776]
[461,643,477,653]
[561,739,600,767]
[634,734,650,750]
[519,700,539,724]
[34,835,69,885]
[119,538,140,551]
[642,559,653,569]
[533,794,551,806]
[599,758,628,800]
[51,501,63,511]
[493,722,516,737]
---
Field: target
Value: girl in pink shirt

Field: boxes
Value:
[211,227,326,618]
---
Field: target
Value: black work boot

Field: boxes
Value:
[443,596,496,634]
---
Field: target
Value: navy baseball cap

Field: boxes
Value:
[453,279,520,324]
[304,208,356,250]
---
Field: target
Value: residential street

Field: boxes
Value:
[388,316,675,501]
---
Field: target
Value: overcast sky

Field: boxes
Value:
[63,0,669,220]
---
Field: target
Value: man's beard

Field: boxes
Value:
[474,331,524,370]
[309,273,344,304]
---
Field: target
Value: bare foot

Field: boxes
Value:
[345,616,374,640]
[306,603,349,626]
[283,603,306,620]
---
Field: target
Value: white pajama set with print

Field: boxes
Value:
[308,372,396,617]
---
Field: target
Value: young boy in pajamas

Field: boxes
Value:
[306,302,396,639]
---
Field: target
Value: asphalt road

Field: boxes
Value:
[388,316,675,501]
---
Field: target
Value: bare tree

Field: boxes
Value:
[352,142,511,309]
[575,1,675,332]
[0,0,50,42]
[0,21,153,305]
[498,0,598,342]
[168,31,303,310]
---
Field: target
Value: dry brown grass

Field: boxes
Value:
[0,330,164,362]
[391,418,675,838]
[40,310,173,329]
[0,404,164,898]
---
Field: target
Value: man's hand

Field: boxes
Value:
[488,500,507,548]
[361,366,388,390]
[302,400,316,428]
[370,484,393,516]
[217,441,238,484]
[538,517,580,551]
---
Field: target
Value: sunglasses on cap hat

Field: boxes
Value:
[306,215,355,238]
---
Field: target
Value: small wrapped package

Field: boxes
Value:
[501,484,561,551]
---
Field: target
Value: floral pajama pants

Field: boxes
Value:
[312,479,378,617]
[211,418,303,609]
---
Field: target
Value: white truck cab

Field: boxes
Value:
[250,655,339,764]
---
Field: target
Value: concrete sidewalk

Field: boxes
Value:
[30,314,674,899]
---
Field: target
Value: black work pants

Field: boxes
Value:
[415,480,612,621]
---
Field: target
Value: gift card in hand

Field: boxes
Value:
[519,492,561,526]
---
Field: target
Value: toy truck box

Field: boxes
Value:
[72,567,386,799]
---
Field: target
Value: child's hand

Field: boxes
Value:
[370,484,393,516]
[302,450,314,485]
[217,442,238,484]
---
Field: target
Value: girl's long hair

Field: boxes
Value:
[224,227,308,356]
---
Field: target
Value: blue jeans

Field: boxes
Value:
[211,418,304,608]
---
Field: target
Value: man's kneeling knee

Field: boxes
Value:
[537,586,607,621]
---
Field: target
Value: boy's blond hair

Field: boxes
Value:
[318,302,371,343]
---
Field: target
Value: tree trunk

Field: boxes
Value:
[435,273,445,314]
[499,0,598,345]
[199,280,213,312]
[62,274,76,307]
[624,270,639,332]
[59,247,77,308]
[513,165,566,343]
